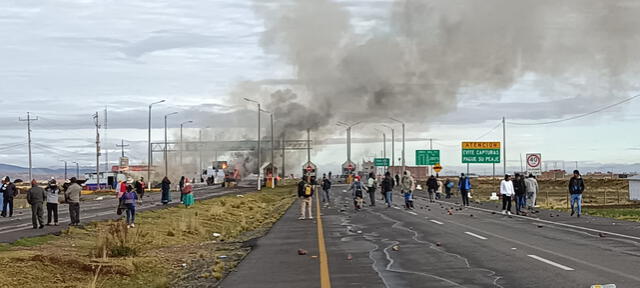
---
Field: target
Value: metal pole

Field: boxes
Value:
[282,135,286,180]
[257,103,261,191]
[104,106,108,177]
[180,124,183,168]
[391,129,395,167]
[94,112,100,190]
[307,129,311,163]
[63,161,68,180]
[402,123,406,175]
[271,113,275,188]
[347,127,351,164]
[19,112,38,181]
[199,129,203,173]
[383,133,387,166]
[164,115,168,177]
[503,116,506,175]
[75,162,79,179]
[467,163,470,175]
[148,105,152,187]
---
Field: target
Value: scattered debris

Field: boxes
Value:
[218,255,228,259]
[392,245,400,251]
[511,248,517,250]
[236,195,245,198]
[436,242,441,247]
[470,214,474,217]
[599,233,607,238]
[346,254,353,260]
[297,249,308,255]
[356,230,362,234]
[96,196,104,201]
[311,255,318,259]
[537,225,544,228]
[491,212,496,215]
[212,233,222,238]
[181,263,188,268]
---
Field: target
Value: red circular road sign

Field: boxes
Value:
[306,166,313,172]
[526,154,541,168]
[347,164,354,171]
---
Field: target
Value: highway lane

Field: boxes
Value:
[322,185,640,288]
[0,185,250,243]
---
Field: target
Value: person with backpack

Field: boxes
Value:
[349,176,365,210]
[366,172,377,206]
[381,172,394,208]
[27,180,46,229]
[444,179,454,199]
[569,170,585,217]
[45,179,60,226]
[426,175,438,203]
[298,178,315,219]
[513,173,527,215]
[321,174,332,203]
[500,174,514,216]
[401,171,415,210]
[458,173,471,207]
[122,184,139,228]
[1,176,18,217]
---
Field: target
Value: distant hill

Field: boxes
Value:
[0,163,92,180]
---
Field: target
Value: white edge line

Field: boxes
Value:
[464,231,488,240]
[430,220,444,225]
[527,254,575,271]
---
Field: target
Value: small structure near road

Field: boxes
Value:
[629,175,640,201]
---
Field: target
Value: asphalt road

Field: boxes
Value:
[225,184,640,288]
[0,185,250,243]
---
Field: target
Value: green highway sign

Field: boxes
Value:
[461,142,501,164]
[374,158,390,167]
[416,150,440,166]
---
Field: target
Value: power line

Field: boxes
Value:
[507,93,640,126]
[475,121,503,140]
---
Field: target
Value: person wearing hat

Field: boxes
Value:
[45,179,61,225]
[1,176,18,217]
[348,175,366,210]
[401,171,416,210]
[568,170,585,217]
[27,180,46,229]
[65,177,82,226]
[500,174,515,215]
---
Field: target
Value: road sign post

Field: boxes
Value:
[462,142,501,164]
[526,153,542,176]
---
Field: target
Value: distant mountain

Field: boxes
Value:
[0,163,92,179]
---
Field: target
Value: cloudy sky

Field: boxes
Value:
[1,0,640,175]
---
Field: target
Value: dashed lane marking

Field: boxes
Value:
[464,231,488,240]
[430,220,444,225]
[527,255,575,271]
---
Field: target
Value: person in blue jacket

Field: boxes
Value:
[458,173,472,207]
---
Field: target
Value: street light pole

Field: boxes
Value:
[164,112,178,177]
[180,120,193,169]
[390,118,405,175]
[382,125,395,168]
[244,98,262,191]
[148,100,166,186]
[61,160,68,180]
[73,161,79,179]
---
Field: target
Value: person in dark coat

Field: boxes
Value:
[426,175,438,203]
[512,173,527,215]
[161,177,171,205]
[1,176,18,217]
[381,172,394,207]
[27,180,46,229]
[179,176,186,203]
[569,170,585,217]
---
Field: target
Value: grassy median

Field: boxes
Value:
[0,186,296,288]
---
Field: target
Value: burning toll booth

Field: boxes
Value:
[261,162,278,188]
[302,161,317,183]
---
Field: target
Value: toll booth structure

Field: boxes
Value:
[261,162,278,188]
[302,161,318,183]
[342,160,357,184]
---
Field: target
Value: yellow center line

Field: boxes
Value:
[315,190,332,288]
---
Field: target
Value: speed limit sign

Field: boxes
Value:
[526,153,542,175]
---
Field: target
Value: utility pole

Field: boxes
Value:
[104,106,109,177]
[180,121,193,168]
[116,140,129,158]
[61,160,68,180]
[148,100,166,187]
[271,113,275,187]
[199,129,203,174]
[164,112,178,177]
[307,128,311,163]
[383,125,395,168]
[390,118,405,175]
[19,112,38,181]
[502,116,507,175]
[73,162,79,179]
[93,112,101,190]
[281,134,286,181]
[243,98,262,191]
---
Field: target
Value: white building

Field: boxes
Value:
[629,176,640,201]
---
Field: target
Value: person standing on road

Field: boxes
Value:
[27,180,46,229]
[426,175,438,203]
[45,179,60,226]
[401,171,415,210]
[458,173,471,207]
[1,176,18,217]
[65,177,82,226]
[569,170,585,218]
[349,176,366,210]
[500,174,514,215]
[123,184,139,228]
[182,178,194,208]
[381,172,394,207]
[513,173,527,215]
[395,174,400,188]
[366,172,377,206]
[134,177,146,204]
[298,178,315,219]
[436,177,444,200]
[524,174,539,210]
[444,179,453,199]
[179,176,186,203]
[321,174,332,204]
[161,176,172,205]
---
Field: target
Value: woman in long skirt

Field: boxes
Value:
[161,177,171,205]
[182,178,194,207]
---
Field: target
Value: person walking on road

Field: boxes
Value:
[569,170,585,218]
[513,173,527,215]
[426,175,438,203]
[1,176,18,217]
[122,184,139,228]
[27,180,46,229]
[45,179,60,226]
[525,174,539,210]
[182,178,194,208]
[444,179,454,199]
[349,176,366,210]
[500,174,514,216]
[436,177,444,200]
[401,171,415,210]
[366,172,377,206]
[321,174,332,204]
[298,178,315,219]
[65,177,82,226]
[381,172,394,207]
[134,177,146,204]
[395,174,400,188]
[458,173,471,207]
[161,176,172,205]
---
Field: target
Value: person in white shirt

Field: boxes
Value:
[366,173,377,207]
[500,174,515,215]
